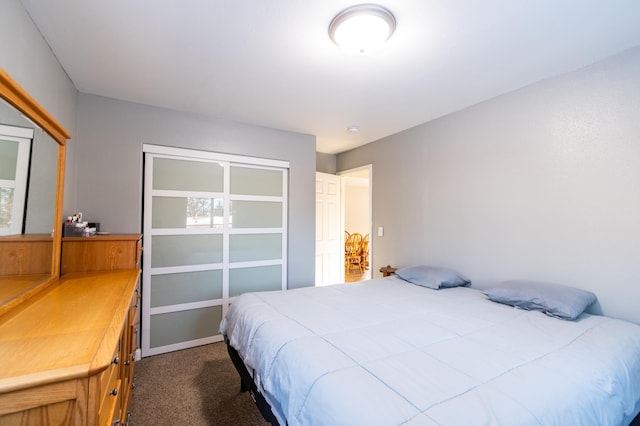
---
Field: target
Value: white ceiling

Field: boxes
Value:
[21,0,640,154]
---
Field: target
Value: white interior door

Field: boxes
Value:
[315,172,342,286]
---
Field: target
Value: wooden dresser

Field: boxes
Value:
[0,235,142,425]
[61,234,142,274]
[0,234,53,276]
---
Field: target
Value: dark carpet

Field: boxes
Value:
[129,342,269,426]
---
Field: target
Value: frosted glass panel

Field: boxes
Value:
[229,265,282,296]
[230,167,282,196]
[229,234,282,262]
[0,139,18,179]
[230,201,282,228]
[151,270,223,307]
[153,158,223,192]
[152,197,186,228]
[152,234,222,267]
[149,306,222,348]
[153,196,223,228]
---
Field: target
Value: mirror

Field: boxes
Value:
[0,67,70,316]
[0,99,58,235]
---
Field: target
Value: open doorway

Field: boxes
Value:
[340,165,372,283]
[315,165,372,286]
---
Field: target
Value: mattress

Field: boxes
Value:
[220,276,640,425]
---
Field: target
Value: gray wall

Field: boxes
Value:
[0,0,78,213]
[74,93,316,288]
[338,46,640,324]
[316,152,337,174]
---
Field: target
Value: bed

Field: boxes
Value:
[220,271,640,425]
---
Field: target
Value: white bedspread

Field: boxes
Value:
[219,277,640,426]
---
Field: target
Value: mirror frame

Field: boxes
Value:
[0,67,70,315]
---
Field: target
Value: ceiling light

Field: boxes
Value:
[347,125,360,133]
[329,4,396,55]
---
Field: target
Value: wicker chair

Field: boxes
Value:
[344,232,363,274]
[360,233,369,270]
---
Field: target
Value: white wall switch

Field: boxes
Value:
[378,226,384,237]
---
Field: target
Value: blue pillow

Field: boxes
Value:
[483,280,597,320]
[395,265,471,290]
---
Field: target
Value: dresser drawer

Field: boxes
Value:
[98,348,121,415]
[99,379,121,426]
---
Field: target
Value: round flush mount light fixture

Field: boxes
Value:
[347,125,360,133]
[329,4,396,55]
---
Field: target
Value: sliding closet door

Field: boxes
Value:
[142,145,288,357]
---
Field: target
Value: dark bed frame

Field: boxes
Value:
[225,337,282,426]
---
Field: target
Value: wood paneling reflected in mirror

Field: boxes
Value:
[0,67,70,316]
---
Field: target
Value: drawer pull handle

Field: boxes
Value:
[112,356,120,365]
[110,388,118,396]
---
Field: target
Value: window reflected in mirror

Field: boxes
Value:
[152,196,224,229]
[0,125,33,235]
[0,98,58,236]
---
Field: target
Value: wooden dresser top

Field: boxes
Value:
[62,233,142,242]
[0,269,139,393]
